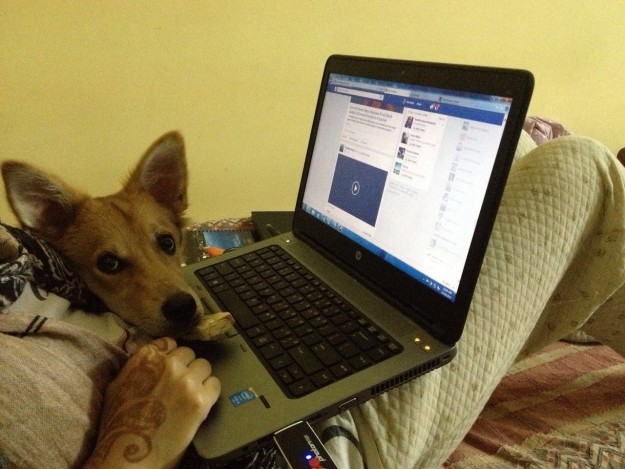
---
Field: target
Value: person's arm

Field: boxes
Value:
[83,337,220,469]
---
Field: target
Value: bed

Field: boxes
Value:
[2,117,624,469]
[444,340,625,467]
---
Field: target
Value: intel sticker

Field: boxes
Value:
[229,387,257,407]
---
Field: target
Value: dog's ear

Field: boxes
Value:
[125,131,188,219]
[1,161,87,240]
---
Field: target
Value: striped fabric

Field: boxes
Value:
[445,341,625,468]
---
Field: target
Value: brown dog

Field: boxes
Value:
[1,131,232,340]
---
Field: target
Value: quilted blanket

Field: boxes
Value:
[316,131,625,468]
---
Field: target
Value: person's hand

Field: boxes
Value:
[84,337,220,468]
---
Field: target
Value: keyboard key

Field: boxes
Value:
[203,277,224,289]
[287,364,305,381]
[300,308,319,320]
[224,272,241,283]
[197,265,216,276]
[293,300,312,312]
[246,275,263,286]
[286,293,304,304]
[260,343,283,360]
[311,370,335,387]
[339,320,360,334]
[277,308,296,320]
[349,354,373,370]
[269,354,292,370]
[330,362,353,379]
[215,263,234,275]
[251,303,270,315]
[246,298,261,309]
[289,345,323,375]
[337,341,359,359]
[228,257,246,269]
[311,342,341,366]
[233,284,251,295]
[211,283,229,294]
[294,324,314,338]
[276,284,294,296]
[318,323,338,337]
[278,369,293,385]
[253,282,271,293]
[264,274,282,285]
[349,330,378,350]
[253,334,273,348]
[302,332,322,347]
[246,325,266,338]
[289,378,316,397]
[286,317,305,329]
[264,318,283,331]
[368,346,391,362]
[216,289,259,330]
[258,311,277,323]
[240,290,257,301]
[272,326,291,340]
[387,342,401,354]
[309,315,328,329]
[327,332,347,346]
[280,336,301,349]
[330,312,350,325]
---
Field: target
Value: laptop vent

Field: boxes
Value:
[370,358,442,397]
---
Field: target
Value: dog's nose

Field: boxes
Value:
[162,292,197,324]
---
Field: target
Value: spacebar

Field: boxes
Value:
[215,289,260,330]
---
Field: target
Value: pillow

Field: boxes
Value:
[0,222,105,311]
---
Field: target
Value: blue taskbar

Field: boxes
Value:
[302,203,456,301]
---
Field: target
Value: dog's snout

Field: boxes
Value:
[162,292,197,324]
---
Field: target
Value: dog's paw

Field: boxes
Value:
[0,225,20,263]
[183,312,235,341]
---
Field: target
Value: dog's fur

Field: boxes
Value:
[1,131,232,340]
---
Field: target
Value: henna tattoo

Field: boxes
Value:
[85,345,168,466]
[151,337,171,353]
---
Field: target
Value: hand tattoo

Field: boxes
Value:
[86,345,167,466]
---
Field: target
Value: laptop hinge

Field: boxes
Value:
[293,229,452,345]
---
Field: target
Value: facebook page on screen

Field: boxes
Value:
[302,74,511,300]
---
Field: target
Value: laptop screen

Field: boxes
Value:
[301,73,512,301]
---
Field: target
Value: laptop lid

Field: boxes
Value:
[293,55,534,345]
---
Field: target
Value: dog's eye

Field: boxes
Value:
[158,234,176,255]
[97,253,125,274]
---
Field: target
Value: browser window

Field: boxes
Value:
[302,73,511,301]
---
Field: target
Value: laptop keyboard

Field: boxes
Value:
[195,245,403,398]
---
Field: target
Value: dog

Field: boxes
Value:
[1,131,233,341]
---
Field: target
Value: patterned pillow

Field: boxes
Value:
[0,222,106,312]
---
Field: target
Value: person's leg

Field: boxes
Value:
[517,136,625,359]
[318,135,625,468]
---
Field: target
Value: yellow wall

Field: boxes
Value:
[1,1,623,223]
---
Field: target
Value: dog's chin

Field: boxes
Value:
[161,317,203,339]
[128,315,202,340]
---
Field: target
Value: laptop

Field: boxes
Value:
[184,55,534,463]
